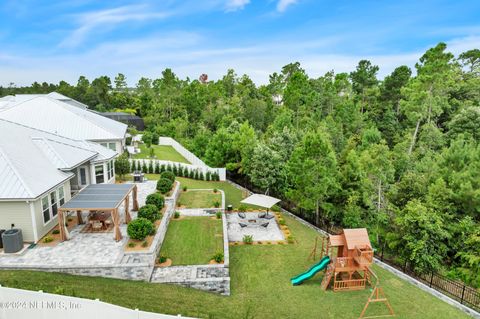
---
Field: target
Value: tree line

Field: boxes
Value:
[2,43,479,288]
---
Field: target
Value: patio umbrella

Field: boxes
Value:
[240,194,281,217]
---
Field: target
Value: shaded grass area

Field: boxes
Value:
[160,217,223,265]
[178,190,222,208]
[0,212,469,319]
[132,145,190,163]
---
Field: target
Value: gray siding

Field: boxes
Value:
[0,201,34,241]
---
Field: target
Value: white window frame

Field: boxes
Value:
[108,142,116,151]
[95,164,105,184]
[58,186,65,206]
[42,185,63,225]
[42,196,50,224]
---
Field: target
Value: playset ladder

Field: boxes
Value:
[320,263,334,290]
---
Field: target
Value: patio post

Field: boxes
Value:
[76,210,83,224]
[132,185,139,211]
[125,195,131,224]
[113,209,122,241]
[58,209,68,241]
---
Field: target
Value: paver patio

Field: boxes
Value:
[0,181,157,267]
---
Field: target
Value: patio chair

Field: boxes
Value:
[92,221,103,231]
[258,212,266,218]
[104,219,113,229]
[239,223,248,228]
[261,222,269,228]
[238,212,246,219]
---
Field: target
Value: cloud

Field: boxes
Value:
[225,0,250,12]
[277,0,298,12]
[59,4,170,48]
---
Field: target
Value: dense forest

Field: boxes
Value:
[2,43,479,288]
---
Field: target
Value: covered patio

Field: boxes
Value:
[58,184,139,242]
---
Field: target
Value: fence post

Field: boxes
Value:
[460,284,466,305]
[429,271,434,288]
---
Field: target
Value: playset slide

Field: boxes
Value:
[291,255,331,286]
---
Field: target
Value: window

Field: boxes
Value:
[58,186,65,206]
[79,167,87,185]
[42,196,50,223]
[107,160,114,180]
[100,142,108,148]
[108,143,116,151]
[95,165,104,184]
[50,191,57,217]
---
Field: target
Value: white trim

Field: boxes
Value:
[28,201,39,243]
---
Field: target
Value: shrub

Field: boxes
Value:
[52,229,60,235]
[183,186,187,192]
[43,236,54,243]
[128,242,136,248]
[189,170,194,179]
[141,240,148,247]
[146,193,165,210]
[174,211,180,219]
[160,171,175,183]
[216,211,222,219]
[177,201,182,207]
[160,164,166,173]
[199,172,204,180]
[239,204,247,213]
[206,171,211,181]
[213,188,218,193]
[172,165,178,176]
[157,178,173,194]
[127,218,154,240]
[158,255,167,263]
[138,204,161,222]
[212,251,224,263]
[115,153,131,180]
[243,235,253,244]
[287,235,295,244]
[213,201,220,208]
[278,219,286,226]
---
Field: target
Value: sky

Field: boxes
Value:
[0,0,479,86]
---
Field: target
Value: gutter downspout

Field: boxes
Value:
[28,201,39,243]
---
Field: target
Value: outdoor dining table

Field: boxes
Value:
[89,211,111,229]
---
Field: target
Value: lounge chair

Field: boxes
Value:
[261,222,269,228]
[238,212,246,219]
[239,223,248,228]
[258,212,266,218]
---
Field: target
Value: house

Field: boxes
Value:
[0,94,128,154]
[0,119,117,243]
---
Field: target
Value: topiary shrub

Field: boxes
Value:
[243,235,253,245]
[160,171,175,183]
[212,251,224,263]
[157,178,173,194]
[216,211,222,219]
[146,193,165,210]
[174,211,180,219]
[138,204,161,222]
[213,200,220,208]
[127,218,154,240]
[158,255,167,263]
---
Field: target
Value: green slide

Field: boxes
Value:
[291,256,331,286]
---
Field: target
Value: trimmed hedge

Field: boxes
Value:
[145,193,165,210]
[137,204,161,222]
[157,178,173,194]
[127,218,154,240]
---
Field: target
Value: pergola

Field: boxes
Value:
[58,184,139,242]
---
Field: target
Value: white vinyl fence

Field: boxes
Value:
[0,286,197,319]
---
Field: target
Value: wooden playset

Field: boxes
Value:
[319,228,375,291]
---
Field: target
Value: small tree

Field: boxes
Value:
[173,165,178,176]
[193,170,199,180]
[157,178,173,194]
[199,171,205,180]
[149,147,155,158]
[160,164,166,173]
[141,161,148,173]
[127,218,154,240]
[142,131,153,148]
[189,169,194,179]
[167,164,172,172]
[148,160,154,174]
[206,171,211,181]
[115,154,130,181]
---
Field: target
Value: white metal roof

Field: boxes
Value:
[0,95,127,141]
[240,194,281,208]
[0,119,116,200]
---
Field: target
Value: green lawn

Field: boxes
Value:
[0,211,468,318]
[160,217,223,265]
[178,190,222,208]
[176,177,257,209]
[132,144,190,163]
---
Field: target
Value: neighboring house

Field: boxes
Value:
[0,94,128,154]
[0,119,117,243]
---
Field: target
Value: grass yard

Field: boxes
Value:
[0,211,468,318]
[132,144,190,163]
[176,177,256,209]
[178,190,222,208]
[160,217,223,265]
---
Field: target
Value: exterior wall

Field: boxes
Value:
[33,181,72,242]
[94,139,125,155]
[90,160,116,185]
[0,201,34,241]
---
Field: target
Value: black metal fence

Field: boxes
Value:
[226,171,480,313]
